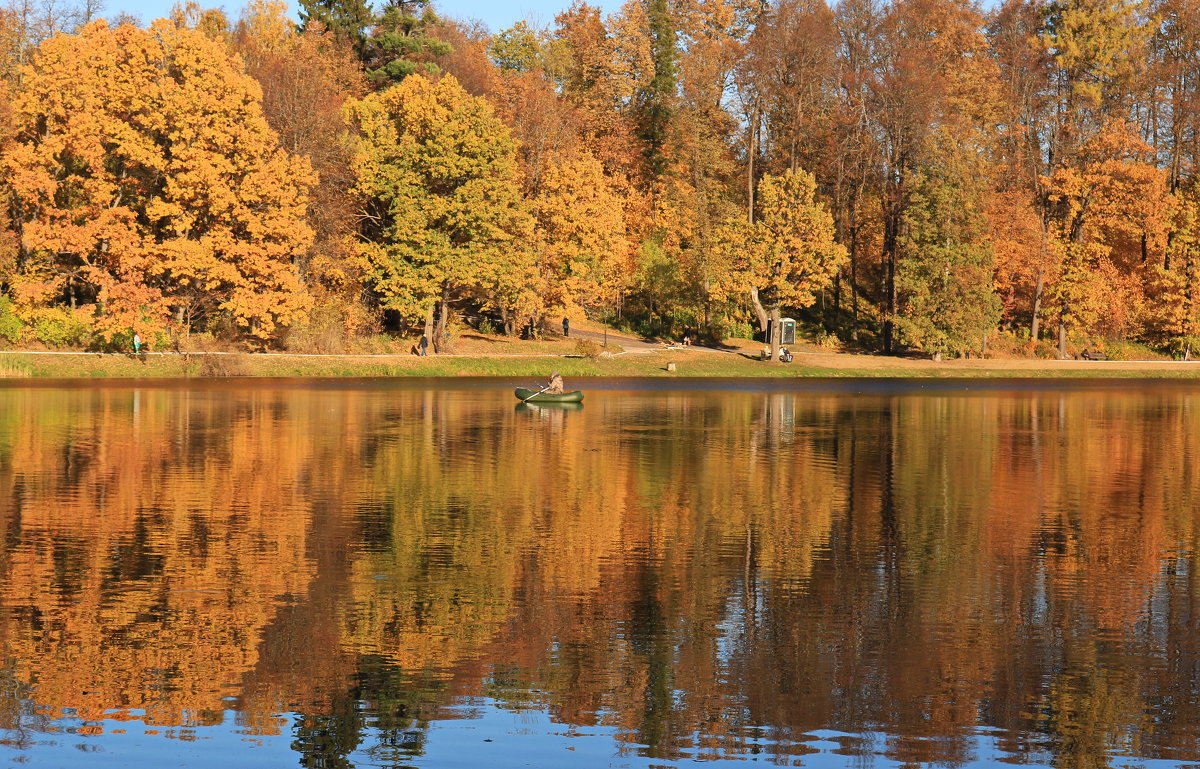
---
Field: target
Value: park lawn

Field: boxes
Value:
[4,346,1200,379]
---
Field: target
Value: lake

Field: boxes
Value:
[1,377,1198,769]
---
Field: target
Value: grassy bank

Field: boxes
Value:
[5,348,1200,380]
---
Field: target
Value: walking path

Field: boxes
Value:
[569,328,735,355]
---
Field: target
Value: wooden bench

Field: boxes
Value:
[1080,350,1108,360]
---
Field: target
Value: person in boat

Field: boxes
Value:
[547,371,564,394]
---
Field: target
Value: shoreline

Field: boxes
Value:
[4,347,1200,380]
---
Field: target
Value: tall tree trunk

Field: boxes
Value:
[750,287,768,336]
[769,305,782,362]
[881,170,901,355]
[432,285,450,354]
[849,188,860,342]
[882,215,898,354]
[499,305,514,337]
[1057,318,1068,359]
[831,275,840,331]
[423,303,435,341]
[747,102,758,225]
[1030,269,1045,341]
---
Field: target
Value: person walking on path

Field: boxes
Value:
[419,335,429,356]
[133,333,141,354]
[562,317,570,338]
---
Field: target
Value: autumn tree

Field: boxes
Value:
[715,168,847,360]
[988,0,1054,340]
[1,19,314,344]
[532,151,632,318]
[490,20,542,72]
[347,74,532,351]
[1147,189,1200,356]
[1039,0,1150,354]
[829,0,883,342]
[432,17,497,96]
[1148,0,1200,191]
[169,0,230,41]
[895,147,1001,359]
[235,0,373,340]
[547,1,652,180]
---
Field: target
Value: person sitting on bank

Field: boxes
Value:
[547,371,564,394]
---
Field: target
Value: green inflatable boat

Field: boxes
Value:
[514,387,584,403]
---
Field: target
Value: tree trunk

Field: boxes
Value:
[432,285,450,354]
[1057,319,1068,359]
[769,305,781,362]
[750,287,768,335]
[881,183,900,355]
[831,275,840,331]
[1030,269,1044,341]
[423,303,435,346]
[747,103,758,225]
[849,195,860,342]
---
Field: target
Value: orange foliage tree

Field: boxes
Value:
[234,0,373,339]
[1,19,314,345]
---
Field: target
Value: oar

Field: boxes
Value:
[522,384,551,403]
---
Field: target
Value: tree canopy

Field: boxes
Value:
[1,18,314,344]
[1,0,1200,358]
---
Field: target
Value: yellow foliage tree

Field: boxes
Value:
[1042,122,1170,348]
[347,73,533,349]
[1,19,315,344]
[533,151,633,315]
[715,168,846,360]
[1147,189,1200,355]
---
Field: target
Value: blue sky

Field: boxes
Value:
[108,0,620,32]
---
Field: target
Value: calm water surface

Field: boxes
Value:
[1,377,1199,769]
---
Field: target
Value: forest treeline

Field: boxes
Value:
[0,0,1197,359]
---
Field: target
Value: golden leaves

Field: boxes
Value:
[2,19,314,343]
[715,168,847,309]
[347,73,531,321]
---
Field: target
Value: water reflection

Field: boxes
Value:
[1,379,1199,768]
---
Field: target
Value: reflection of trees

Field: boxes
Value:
[1,385,1200,767]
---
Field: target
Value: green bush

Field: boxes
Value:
[0,298,24,344]
[1103,339,1169,361]
[573,338,601,358]
[26,306,93,348]
[814,331,840,350]
[719,318,756,342]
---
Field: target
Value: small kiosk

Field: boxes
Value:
[766,318,797,346]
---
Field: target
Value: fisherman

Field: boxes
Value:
[547,371,564,394]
